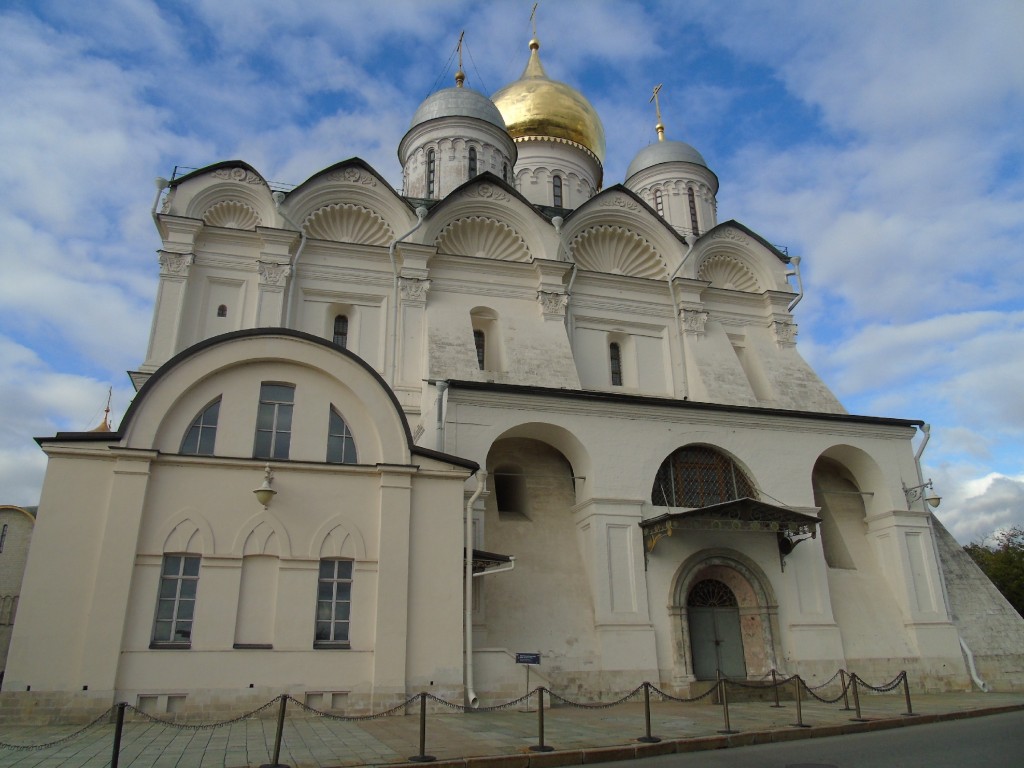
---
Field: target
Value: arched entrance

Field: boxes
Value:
[671,551,781,682]
[687,579,746,679]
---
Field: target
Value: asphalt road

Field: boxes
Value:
[605,709,1024,768]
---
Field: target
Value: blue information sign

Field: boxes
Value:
[515,652,541,665]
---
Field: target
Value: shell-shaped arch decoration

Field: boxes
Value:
[698,253,761,292]
[202,199,262,229]
[303,203,394,245]
[570,225,666,279]
[435,217,531,262]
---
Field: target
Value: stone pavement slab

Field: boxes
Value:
[0,692,1022,768]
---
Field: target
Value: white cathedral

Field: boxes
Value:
[4,35,1023,719]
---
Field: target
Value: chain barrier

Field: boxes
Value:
[854,671,906,694]
[0,706,115,751]
[0,667,914,753]
[648,681,720,704]
[285,693,420,721]
[546,684,646,709]
[122,697,279,730]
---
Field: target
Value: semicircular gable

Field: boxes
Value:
[435,216,530,262]
[570,225,667,279]
[303,202,394,245]
[697,252,761,292]
[202,199,263,229]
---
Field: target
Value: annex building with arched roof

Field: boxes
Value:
[4,33,1022,721]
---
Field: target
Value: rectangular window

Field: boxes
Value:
[152,555,200,647]
[315,559,353,648]
[610,343,623,386]
[254,383,294,460]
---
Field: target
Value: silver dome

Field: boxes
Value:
[626,140,708,180]
[409,87,508,131]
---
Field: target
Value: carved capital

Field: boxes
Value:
[772,320,798,347]
[158,250,194,276]
[680,308,709,335]
[537,290,569,318]
[400,277,430,302]
[258,260,291,287]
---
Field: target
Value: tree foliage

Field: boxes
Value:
[964,526,1024,618]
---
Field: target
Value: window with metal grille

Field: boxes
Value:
[688,579,738,607]
[315,559,352,648]
[216,304,227,318]
[652,445,756,507]
[473,329,486,370]
[253,383,294,460]
[333,315,348,348]
[688,188,700,236]
[469,147,477,177]
[610,342,623,386]
[552,174,563,207]
[152,555,200,647]
[427,149,436,198]
[180,398,220,456]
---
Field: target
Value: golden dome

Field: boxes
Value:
[492,39,606,164]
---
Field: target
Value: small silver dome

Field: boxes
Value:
[409,86,508,131]
[626,140,708,180]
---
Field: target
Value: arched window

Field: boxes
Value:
[326,406,357,464]
[253,383,294,460]
[0,523,7,553]
[427,149,436,198]
[552,174,563,207]
[652,445,756,507]
[609,343,623,386]
[473,330,486,370]
[468,147,478,177]
[654,189,664,217]
[180,398,221,456]
[333,315,349,348]
[688,188,700,236]
[216,304,227,318]
[502,162,509,183]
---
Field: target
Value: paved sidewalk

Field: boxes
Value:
[1,691,1022,768]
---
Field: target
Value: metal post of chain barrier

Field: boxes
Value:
[529,687,554,752]
[717,677,738,734]
[840,670,852,710]
[259,694,289,768]
[408,692,436,762]
[110,702,127,768]
[850,674,867,722]
[770,669,782,708]
[791,675,810,727]
[901,671,916,716]
[638,682,661,743]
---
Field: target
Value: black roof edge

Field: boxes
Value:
[704,220,790,264]
[443,380,923,429]
[425,171,553,222]
[412,445,479,472]
[169,160,267,188]
[567,184,691,246]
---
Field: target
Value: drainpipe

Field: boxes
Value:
[667,234,697,399]
[464,471,487,708]
[388,207,430,386]
[786,255,804,312]
[913,424,989,692]
[435,381,448,452]
[551,216,579,358]
[273,191,309,329]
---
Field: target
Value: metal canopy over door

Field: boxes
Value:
[688,579,746,679]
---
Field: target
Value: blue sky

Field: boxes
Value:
[1,0,1022,543]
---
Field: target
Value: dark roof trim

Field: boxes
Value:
[283,157,411,208]
[702,220,790,264]
[37,328,478,471]
[566,184,691,245]
[443,380,923,429]
[425,171,552,223]
[170,161,268,188]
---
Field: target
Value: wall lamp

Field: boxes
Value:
[253,463,277,508]
[903,479,941,508]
